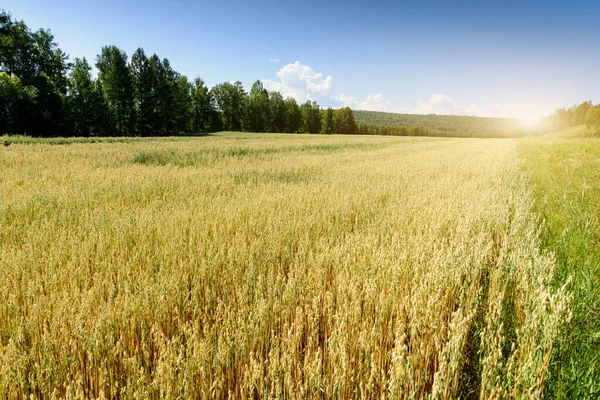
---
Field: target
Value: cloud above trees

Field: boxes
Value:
[337,94,393,111]
[262,61,333,103]
[262,62,549,119]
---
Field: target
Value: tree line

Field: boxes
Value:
[2,9,598,138]
[542,101,600,135]
[357,124,430,137]
[0,10,359,137]
[352,110,545,138]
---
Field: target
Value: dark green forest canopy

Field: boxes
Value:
[1,8,598,138]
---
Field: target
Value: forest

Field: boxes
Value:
[353,110,534,138]
[1,9,600,138]
[354,104,600,138]
[0,10,359,137]
[542,101,600,134]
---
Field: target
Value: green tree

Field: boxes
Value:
[268,91,287,133]
[145,54,163,135]
[0,11,70,135]
[66,57,110,136]
[191,77,220,132]
[545,101,595,130]
[130,48,151,134]
[173,74,192,134]
[0,11,37,81]
[211,81,246,131]
[0,72,37,133]
[32,29,70,95]
[96,45,134,135]
[574,101,593,125]
[243,80,270,132]
[334,107,357,134]
[322,107,335,134]
[157,58,177,135]
[284,97,302,133]
[135,54,185,135]
[300,100,322,133]
[586,105,600,136]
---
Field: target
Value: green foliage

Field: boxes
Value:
[322,107,335,134]
[0,10,69,135]
[268,91,287,133]
[130,47,151,134]
[96,46,134,135]
[243,80,270,132]
[354,110,548,138]
[357,123,431,136]
[585,105,600,136]
[300,100,322,133]
[211,81,246,131]
[172,75,192,133]
[284,97,302,133]
[544,101,594,131]
[2,6,347,138]
[66,58,110,136]
[333,106,357,134]
[519,131,600,399]
[322,107,357,134]
[191,78,220,132]
[0,72,37,133]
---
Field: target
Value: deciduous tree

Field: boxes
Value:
[300,100,322,134]
[96,45,134,135]
[284,97,302,133]
[212,81,246,131]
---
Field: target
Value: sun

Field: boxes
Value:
[520,116,541,128]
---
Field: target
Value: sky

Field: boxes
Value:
[4,0,600,120]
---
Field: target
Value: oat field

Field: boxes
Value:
[0,133,571,399]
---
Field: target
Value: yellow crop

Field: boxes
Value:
[0,134,569,399]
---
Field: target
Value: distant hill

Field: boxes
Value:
[353,110,545,138]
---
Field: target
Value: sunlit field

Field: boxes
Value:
[518,126,600,399]
[0,133,571,398]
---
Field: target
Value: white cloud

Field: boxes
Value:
[270,58,280,63]
[262,61,333,103]
[91,65,99,80]
[261,61,548,120]
[337,93,480,116]
[398,94,552,120]
[405,95,548,120]
[261,79,311,103]
[277,61,333,96]
[337,93,392,111]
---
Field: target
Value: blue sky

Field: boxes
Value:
[4,0,600,119]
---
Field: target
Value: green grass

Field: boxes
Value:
[518,125,600,399]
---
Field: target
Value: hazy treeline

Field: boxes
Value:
[353,110,550,138]
[542,101,600,135]
[356,124,431,137]
[355,123,511,138]
[355,104,600,138]
[0,10,359,137]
